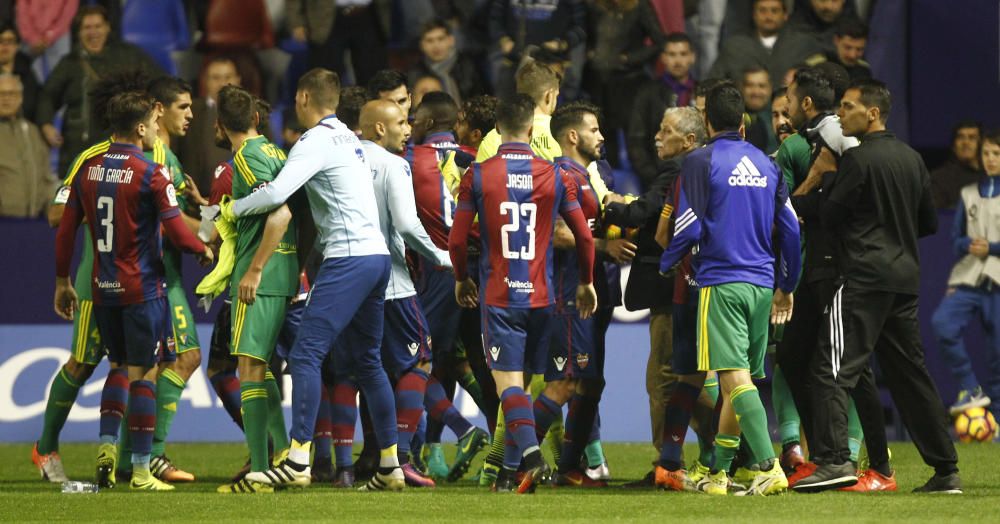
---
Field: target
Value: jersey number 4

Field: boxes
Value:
[96,196,114,253]
[499,202,537,260]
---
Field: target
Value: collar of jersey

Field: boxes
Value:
[498,142,533,155]
[424,131,457,145]
[321,113,338,121]
[554,156,587,174]
[110,142,142,153]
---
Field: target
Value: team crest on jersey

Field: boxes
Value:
[408,342,420,356]
[355,148,366,163]
[489,346,501,361]
[553,356,567,372]
[576,354,589,369]
[214,164,226,179]
[970,204,979,219]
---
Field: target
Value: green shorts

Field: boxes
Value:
[231,295,288,362]
[697,283,772,379]
[167,284,200,354]
[71,240,105,366]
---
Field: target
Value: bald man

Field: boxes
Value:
[359,101,490,486]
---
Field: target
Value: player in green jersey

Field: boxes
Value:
[215,85,300,494]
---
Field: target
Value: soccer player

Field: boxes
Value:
[211,85,300,494]
[456,95,498,152]
[226,68,402,492]
[535,102,621,488]
[658,83,801,496]
[368,69,412,117]
[475,60,561,162]
[54,90,212,491]
[448,94,598,494]
[359,99,489,486]
[408,92,495,480]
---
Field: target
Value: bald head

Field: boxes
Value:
[360,99,411,154]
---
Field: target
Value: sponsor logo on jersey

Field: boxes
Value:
[729,155,768,187]
[95,279,124,292]
[105,153,129,160]
[576,353,589,369]
[553,356,567,371]
[504,277,535,293]
[214,164,227,179]
[54,185,71,204]
[166,184,178,207]
[506,173,533,189]
[408,342,420,356]
[489,346,501,361]
[501,153,533,161]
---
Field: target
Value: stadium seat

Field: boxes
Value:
[121,0,191,75]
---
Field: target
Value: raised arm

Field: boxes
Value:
[232,137,323,217]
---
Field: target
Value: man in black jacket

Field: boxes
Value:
[794,79,961,494]
[408,20,486,106]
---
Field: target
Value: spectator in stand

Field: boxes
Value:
[36,5,161,176]
[489,0,587,99]
[804,16,871,82]
[788,0,860,52]
[628,33,696,188]
[16,0,77,78]
[708,0,819,89]
[586,0,665,168]
[412,74,443,109]
[741,65,776,153]
[407,20,486,106]
[0,22,39,123]
[931,121,983,210]
[0,73,56,218]
[174,55,241,194]
[286,0,390,86]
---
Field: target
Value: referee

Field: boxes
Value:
[794,79,961,494]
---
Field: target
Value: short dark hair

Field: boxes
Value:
[951,120,983,142]
[74,5,109,28]
[217,85,257,133]
[694,78,729,99]
[495,94,535,136]
[298,68,341,110]
[792,66,836,111]
[741,65,770,85]
[0,20,20,41]
[337,86,371,132]
[462,95,498,136]
[848,78,891,122]
[772,86,787,99]
[834,17,868,39]
[705,83,745,132]
[420,18,451,39]
[367,69,407,99]
[91,69,151,131]
[751,0,786,10]
[813,61,850,101]
[255,97,272,137]
[147,76,192,106]
[551,101,601,142]
[417,91,459,131]
[106,91,156,137]
[664,32,693,48]
[979,128,1000,160]
[282,107,306,133]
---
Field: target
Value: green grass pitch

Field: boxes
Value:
[2,442,999,522]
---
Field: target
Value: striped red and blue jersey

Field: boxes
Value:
[659,132,801,292]
[552,156,600,310]
[410,132,475,250]
[456,142,580,308]
[66,143,180,305]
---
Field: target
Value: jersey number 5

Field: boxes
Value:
[96,196,114,253]
[499,202,537,260]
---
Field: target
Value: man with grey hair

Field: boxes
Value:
[603,106,712,488]
[0,73,56,217]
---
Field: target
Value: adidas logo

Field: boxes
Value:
[729,155,768,187]
[553,356,567,371]
[407,342,419,356]
[489,346,501,361]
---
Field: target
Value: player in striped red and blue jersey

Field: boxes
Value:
[448,94,597,494]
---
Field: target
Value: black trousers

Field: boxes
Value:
[309,6,386,87]
[811,283,958,475]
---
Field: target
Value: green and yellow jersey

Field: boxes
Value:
[231,135,298,297]
[476,113,562,162]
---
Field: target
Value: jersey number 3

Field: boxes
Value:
[499,202,537,260]
[96,196,114,253]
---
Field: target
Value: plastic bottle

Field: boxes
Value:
[61,481,99,493]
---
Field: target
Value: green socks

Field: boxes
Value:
[38,367,83,454]
[241,381,270,472]
[713,433,740,474]
[265,372,289,452]
[584,440,605,468]
[847,398,864,463]
[771,366,801,447]
[698,376,720,467]
[485,408,506,468]
[151,368,186,457]
[730,384,774,465]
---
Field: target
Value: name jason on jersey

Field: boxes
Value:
[506,173,533,190]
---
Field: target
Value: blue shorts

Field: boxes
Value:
[275,299,305,361]
[545,312,601,381]
[381,296,431,376]
[672,298,699,375]
[481,305,552,373]
[417,261,462,360]
[95,297,168,368]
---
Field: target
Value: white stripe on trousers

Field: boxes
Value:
[829,284,845,378]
